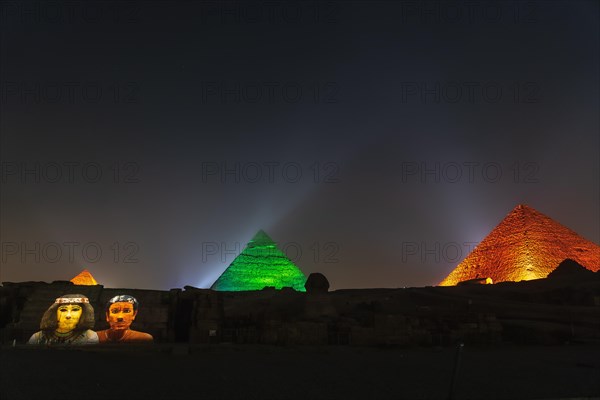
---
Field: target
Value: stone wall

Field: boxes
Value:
[1,276,599,346]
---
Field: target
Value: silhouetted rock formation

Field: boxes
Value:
[547,258,598,280]
[304,273,330,293]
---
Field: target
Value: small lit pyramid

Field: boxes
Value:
[70,269,98,285]
[211,230,307,291]
[439,204,600,286]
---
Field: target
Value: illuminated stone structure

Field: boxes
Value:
[440,204,600,286]
[70,269,98,286]
[211,230,307,291]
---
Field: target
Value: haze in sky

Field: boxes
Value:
[1,1,598,290]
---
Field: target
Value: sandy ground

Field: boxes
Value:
[1,343,599,400]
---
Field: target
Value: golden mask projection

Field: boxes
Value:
[56,304,82,332]
[27,294,99,345]
[96,295,153,343]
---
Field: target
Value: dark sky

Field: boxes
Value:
[1,0,598,290]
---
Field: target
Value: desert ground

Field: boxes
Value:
[1,343,599,400]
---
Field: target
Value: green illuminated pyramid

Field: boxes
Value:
[211,230,307,292]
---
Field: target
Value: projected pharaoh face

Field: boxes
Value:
[107,302,136,330]
[56,304,82,333]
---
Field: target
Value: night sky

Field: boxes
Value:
[1,1,598,290]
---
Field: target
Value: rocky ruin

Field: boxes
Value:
[2,267,599,347]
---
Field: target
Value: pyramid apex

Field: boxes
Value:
[70,269,98,286]
[512,203,536,212]
[508,204,546,219]
[249,229,275,246]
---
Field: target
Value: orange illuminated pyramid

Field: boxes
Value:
[70,269,98,285]
[439,204,600,286]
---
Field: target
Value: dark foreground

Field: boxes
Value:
[1,343,599,400]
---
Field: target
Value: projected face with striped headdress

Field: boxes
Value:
[56,300,83,333]
[27,294,99,346]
